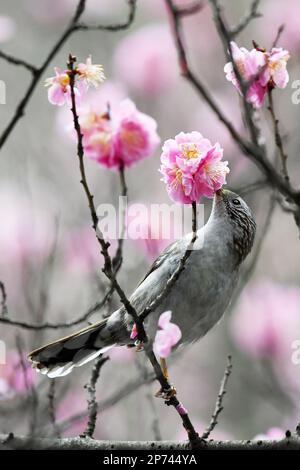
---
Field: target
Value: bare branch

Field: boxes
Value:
[268,90,289,183]
[0,281,7,316]
[0,51,38,74]
[75,0,137,31]
[81,356,109,438]
[230,0,262,38]
[0,287,113,330]
[201,355,232,439]
[48,380,60,438]
[1,434,299,450]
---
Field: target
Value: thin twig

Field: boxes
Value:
[268,90,289,184]
[0,51,38,74]
[112,164,127,273]
[135,356,162,441]
[81,356,109,438]
[0,281,7,316]
[230,0,262,38]
[0,287,113,330]
[201,356,233,439]
[48,380,60,438]
[272,24,285,48]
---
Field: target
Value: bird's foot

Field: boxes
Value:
[134,340,144,352]
[154,385,177,400]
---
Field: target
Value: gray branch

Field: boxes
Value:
[1,434,299,450]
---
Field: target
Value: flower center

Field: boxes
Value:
[181,143,200,159]
[58,74,70,88]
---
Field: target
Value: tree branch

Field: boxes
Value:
[1,434,299,450]
[230,0,262,38]
[0,287,113,330]
[81,356,109,438]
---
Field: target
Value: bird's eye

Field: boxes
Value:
[232,198,241,206]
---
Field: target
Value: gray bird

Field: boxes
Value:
[28,189,256,379]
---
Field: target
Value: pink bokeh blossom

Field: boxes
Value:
[230,281,300,401]
[153,311,182,358]
[160,131,229,204]
[126,203,177,262]
[82,98,160,169]
[0,15,15,42]
[0,352,36,400]
[113,24,178,96]
[253,427,285,441]
[224,42,290,108]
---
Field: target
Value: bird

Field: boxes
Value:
[28,188,256,385]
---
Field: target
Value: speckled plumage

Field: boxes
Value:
[28,189,256,377]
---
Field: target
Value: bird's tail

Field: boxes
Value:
[28,318,115,378]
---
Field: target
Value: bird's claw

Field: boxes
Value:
[154,385,177,400]
[134,340,144,352]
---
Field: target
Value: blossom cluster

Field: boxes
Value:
[80,98,160,169]
[45,56,105,106]
[224,41,290,108]
[160,131,229,204]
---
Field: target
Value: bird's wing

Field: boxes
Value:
[137,239,179,286]
[128,238,188,315]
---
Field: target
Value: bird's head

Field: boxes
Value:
[212,188,256,262]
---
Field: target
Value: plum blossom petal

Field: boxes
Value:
[160,131,229,204]
[153,311,182,358]
[77,55,105,88]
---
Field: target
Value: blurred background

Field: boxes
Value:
[0,0,300,442]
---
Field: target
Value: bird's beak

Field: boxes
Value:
[215,188,225,200]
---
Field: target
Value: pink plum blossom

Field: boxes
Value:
[82,98,160,169]
[261,48,290,89]
[224,42,290,108]
[113,24,178,96]
[45,57,105,106]
[0,352,36,400]
[153,311,182,358]
[45,67,77,106]
[160,131,229,204]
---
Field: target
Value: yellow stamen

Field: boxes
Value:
[181,143,200,159]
